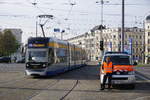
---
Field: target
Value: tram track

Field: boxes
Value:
[0,76,60,100]
[26,79,60,100]
[59,80,79,100]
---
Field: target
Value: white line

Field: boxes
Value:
[136,73,150,82]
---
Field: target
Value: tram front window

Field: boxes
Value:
[28,51,47,62]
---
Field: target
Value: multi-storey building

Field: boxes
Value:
[67,26,103,61]
[67,26,145,62]
[67,34,85,48]
[102,27,145,63]
[145,15,150,64]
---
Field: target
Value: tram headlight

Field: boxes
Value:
[42,64,46,68]
[26,64,29,67]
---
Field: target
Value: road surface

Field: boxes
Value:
[0,63,149,100]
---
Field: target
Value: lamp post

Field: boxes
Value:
[121,0,125,52]
[96,0,109,59]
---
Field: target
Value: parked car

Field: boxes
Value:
[16,57,25,63]
[0,56,11,63]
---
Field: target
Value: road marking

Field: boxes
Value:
[134,96,150,100]
[135,72,150,82]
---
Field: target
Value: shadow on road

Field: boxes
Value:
[50,65,99,80]
[0,81,150,94]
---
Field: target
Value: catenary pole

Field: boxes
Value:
[121,0,125,52]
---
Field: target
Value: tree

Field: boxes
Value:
[0,32,3,56]
[0,30,20,56]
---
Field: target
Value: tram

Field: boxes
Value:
[25,37,87,76]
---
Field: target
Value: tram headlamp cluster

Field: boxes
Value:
[42,64,46,67]
[26,64,29,67]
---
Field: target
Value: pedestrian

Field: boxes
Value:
[100,56,113,90]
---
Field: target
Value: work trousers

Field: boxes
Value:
[102,73,112,88]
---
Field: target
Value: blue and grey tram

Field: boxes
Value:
[25,37,87,76]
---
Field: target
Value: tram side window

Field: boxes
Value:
[73,50,75,61]
[56,48,67,63]
[70,48,73,61]
[48,48,54,64]
[75,51,77,61]
[77,51,79,60]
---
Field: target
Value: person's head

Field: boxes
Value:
[106,57,111,62]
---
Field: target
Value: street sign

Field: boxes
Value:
[54,28,60,32]
[124,38,132,55]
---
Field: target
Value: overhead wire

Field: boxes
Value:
[1,0,149,38]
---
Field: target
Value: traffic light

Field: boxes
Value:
[100,41,104,50]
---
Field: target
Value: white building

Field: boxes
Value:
[102,27,145,63]
[145,15,150,64]
[67,26,145,63]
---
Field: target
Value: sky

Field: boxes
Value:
[0,0,150,43]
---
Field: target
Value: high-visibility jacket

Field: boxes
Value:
[103,62,113,74]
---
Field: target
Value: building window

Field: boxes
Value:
[133,55,135,59]
[148,32,150,36]
[113,35,116,39]
[148,48,150,52]
[132,48,134,53]
[148,39,150,44]
[136,41,138,46]
[148,26,150,29]
[119,35,121,38]
[125,41,127,45]
[129,35,131,38]
[140,35,142,39]
[137,48,139,53]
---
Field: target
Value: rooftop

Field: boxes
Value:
[146,15,150,20]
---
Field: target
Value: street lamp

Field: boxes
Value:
[96,0,109,59]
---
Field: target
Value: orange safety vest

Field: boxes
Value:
[103,62,113,74]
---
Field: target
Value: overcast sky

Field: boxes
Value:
[0,0,150,43]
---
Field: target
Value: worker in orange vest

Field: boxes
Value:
[101,57,113,90]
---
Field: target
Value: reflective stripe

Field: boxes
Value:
[113,65,134,71]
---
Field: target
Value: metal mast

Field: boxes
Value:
[121,0,125,52]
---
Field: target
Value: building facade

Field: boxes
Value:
[67,27,145,63]
[102,27,145,63]
[145,15,150,64]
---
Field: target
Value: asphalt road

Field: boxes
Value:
[0,63,150,100]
